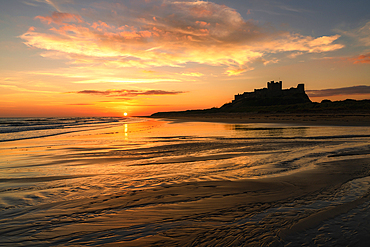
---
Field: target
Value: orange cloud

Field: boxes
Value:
[324,53,370,64]
[91,21,114,31]
[189,5,213,17]
[73,89,186,97]
[179,72,204,77]
[225,68,248,76]
[350,53,370,64]
[196,21,210,27]
[262,34,344,53]
[21,1,344,76]
[35,11,83,25]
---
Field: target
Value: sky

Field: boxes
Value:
[0,0,370,117]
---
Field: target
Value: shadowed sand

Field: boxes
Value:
[2,156,370,246]
[150,113,370,126]
[1,119,370,246]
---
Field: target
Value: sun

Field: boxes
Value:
[123,112,128,117]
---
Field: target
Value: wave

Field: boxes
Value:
[0,117,143,142]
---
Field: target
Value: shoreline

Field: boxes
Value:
[3,156,370,246]
[2,118,370,246]
[146,113,370,126]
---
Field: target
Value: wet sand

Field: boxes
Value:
[150,113,370,126]
[2,156,370,246]
[1,119,370,246]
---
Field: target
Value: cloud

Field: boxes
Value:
[44,0,60,11]
[71,78,181,84]
[23,1,39,7]
[349,53,370,64]
[323,53,370,64]
[141,70,157,74]
[340,21,370,46]
[306,85,370,97]
[288,52,303,58]
[358,22,370,46]
[35,12,83,24]
[262,34,344,53]
[179,72,204,77]
[225,68,248,76]
[278,4,307,13]
[67,103,94,105]
[20,1,344,76]
[72,89,186,97]
[0,84,58,94]
[29,70,181,84]
[32,0,71,12]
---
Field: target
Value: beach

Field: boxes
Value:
[150,112,370,126]
[1,117,370,246]
[2,0,370,245]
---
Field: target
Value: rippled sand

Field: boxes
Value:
[1,119,370,246]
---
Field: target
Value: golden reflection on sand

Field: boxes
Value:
[1,118,370,246]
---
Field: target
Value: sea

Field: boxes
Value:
[0,117,370,246]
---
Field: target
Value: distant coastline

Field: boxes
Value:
[149,112,370,126]
[150,100,370,126]
[151,81,370,126]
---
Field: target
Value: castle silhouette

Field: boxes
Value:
[233,81,306,102]
[222,81,311,108]
[151,80,370,117]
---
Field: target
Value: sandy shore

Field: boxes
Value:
[2,156,370,246]
[2,119,370,246]
[149,113,370,126]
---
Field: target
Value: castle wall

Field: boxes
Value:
[233,81,307,102]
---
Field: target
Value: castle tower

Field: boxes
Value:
[297,84,304,92]
[267,81,282,91]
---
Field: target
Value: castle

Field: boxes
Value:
[233,81,306,102]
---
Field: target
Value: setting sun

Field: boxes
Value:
[1,1,370,246]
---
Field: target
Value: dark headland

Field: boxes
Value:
[151,81,370,126]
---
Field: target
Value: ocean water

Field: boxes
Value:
[0,117,141,142]
[0,117,370,246]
